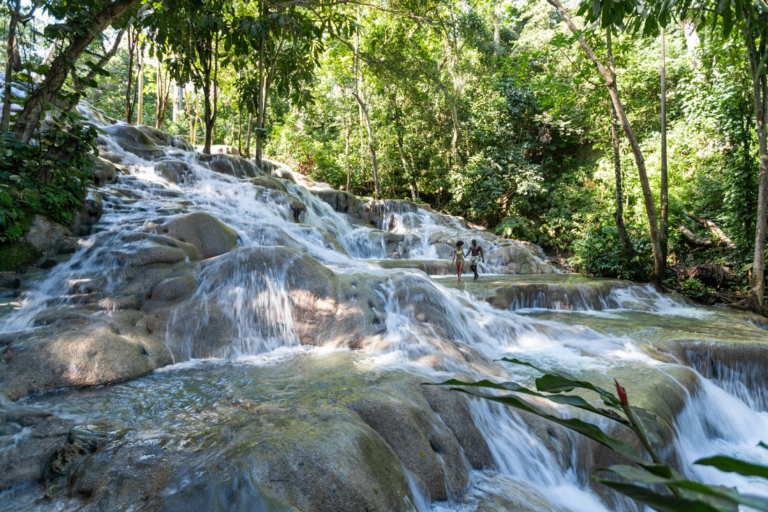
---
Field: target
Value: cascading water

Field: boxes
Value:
[2,106,768,511]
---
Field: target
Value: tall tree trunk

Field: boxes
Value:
[2,0,22,133]
[546,0,664,287]
[660,28,669,267]
[742,9,768,312]
[202,36,219,155]
[125,27,137,123]
[244,112,253,157]
[606,30,635,260]
[354,93,380,199]
[344,113,351,192]
[136,47,144,125]
[12,0,140,142]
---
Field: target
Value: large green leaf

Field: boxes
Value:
[430,378,631,426]
[451,387,647,464]
[695,455,768,479]
[596,479,735,512]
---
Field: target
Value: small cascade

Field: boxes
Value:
[684,344,768,411]
[674,378,768,495]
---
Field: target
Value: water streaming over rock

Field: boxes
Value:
[1,106,768,511]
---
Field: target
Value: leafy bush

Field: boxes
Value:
[569,222,653,281]
[0,112,98,243]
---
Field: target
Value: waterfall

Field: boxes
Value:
[2,105,768,512]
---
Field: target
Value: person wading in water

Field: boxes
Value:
[468,239,485,281]
[451,241,466,282]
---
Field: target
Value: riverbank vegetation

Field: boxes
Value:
[0,0,766,310]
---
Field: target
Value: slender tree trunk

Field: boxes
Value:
[125,28,136,123]
[546,0,664,286]
[1,0,21,133]
[12,0,140,142]
[255,35,266,168]
[606,30,635,260]
[354,93,380,199]
[155,62,171,130]
[344,113,351,191]
[136,48,144,125]
[660,28,669,270]
[742,9,768,312]
[244,112,253,157]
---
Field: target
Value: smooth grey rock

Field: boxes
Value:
[0,311,172,400]
[348,391,470,501]
[200,154,260,179]
[113,243,188,267]
[420,385,495,470]
[150,275,197,302]
[154,212,238,259]
[92,157,118,186]
[23,215,71,258]
[103,124,164,160]
[0,403,73,490]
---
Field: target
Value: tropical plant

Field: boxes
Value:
[435,359,768,511]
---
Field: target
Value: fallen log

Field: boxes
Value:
[686,213,736,249]
[679,225,713,246]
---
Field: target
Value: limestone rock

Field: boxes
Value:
[251,176,288,192]
[70,191,104,236]
[348,390,470,501]
[92,157,119,186]
[23,215,71,258]
[103,124,164,160]
[154,212,238,259]
[113,242,188,267]
[420,385,495,470]
[0,402,73,490]
[0,312,172,400]
[150,275,197,302]
[486,244,555,274]
[200,154,260,179]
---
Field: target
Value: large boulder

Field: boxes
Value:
[313,189,361,215]
[348,389,470,501]
[159,247,342,358]
[112,241,189,267]
[200,154,260,179]
[486,244,555,274]
[92,157,119,186]
[154,212,238,259]
[70,190,104,236]
[0,311,172,400]
[0,403,73,490]
[22,215,71,258]
[420,385,495,470]
[102,124,164,160]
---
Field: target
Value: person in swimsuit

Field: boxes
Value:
[451,241,466,282]
[468,239,485,281]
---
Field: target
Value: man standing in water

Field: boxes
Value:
[468,239,485,281]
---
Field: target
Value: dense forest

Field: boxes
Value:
[1,0,767,311]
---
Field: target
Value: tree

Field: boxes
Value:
[148,0,229,154]
[606,29,635,260]
[1,0,37,132]
[12,0,141,143]
[545,0,667,287]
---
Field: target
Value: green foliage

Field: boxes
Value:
[570,222,653,281]
[435,359,768,512]
[0,113,97,243]
[0,241,41,271]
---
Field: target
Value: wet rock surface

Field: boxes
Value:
[154,212,238,259]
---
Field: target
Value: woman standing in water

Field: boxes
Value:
[451,241,466,282]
